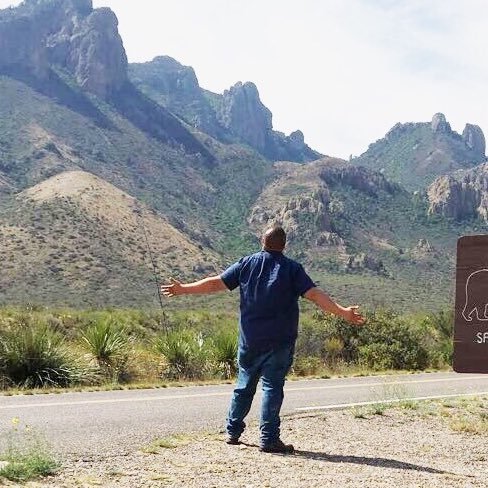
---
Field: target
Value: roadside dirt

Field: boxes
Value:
[4,398,488,488]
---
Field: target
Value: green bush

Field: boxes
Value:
[81,318,130,382]
[155,329,211,380]
[358,310,430,370]
[297,311,361,364]
[0,321,86,388]
[292,356,323,376]
[211,329,238,379]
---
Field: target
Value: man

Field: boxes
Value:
[161,225,365,454]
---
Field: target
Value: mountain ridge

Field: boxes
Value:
[353,112,486,191]
[129,56,322,163]
[0,0,485,310]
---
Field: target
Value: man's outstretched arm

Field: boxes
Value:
[161,276,228,297]
[304,287,365,325]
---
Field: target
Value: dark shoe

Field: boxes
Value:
[259,439,294,454]
[226,436,240,445]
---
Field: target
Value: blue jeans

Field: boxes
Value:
[226,343,295,446]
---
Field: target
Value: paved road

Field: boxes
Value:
[1,372,488,457]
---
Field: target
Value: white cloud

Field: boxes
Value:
[0,0,487,158]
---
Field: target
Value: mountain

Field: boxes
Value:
[129,56,322,163]
[0,0,484,311]
[0,0,213,162]
[353,113,486,191]
[0,170,220,306]
[247,157,470,310]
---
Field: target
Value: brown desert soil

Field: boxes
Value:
[3,399,488,488]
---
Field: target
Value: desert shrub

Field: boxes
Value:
[155,329,211,380]
[358,310,430,370]
[211,329,238,379]
[297,311,362,364]
[323,336,344,368]
[0,320,87,388]
[416,308,453,367]
[81,318,130,382]
[292,356,323,376]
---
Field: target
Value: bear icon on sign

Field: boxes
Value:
[462,269,488,322]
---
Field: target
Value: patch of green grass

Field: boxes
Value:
[351,401,388,418]
[449,415,488,435]
[0,452,58,482]
[141,434,191,454]
[0,419,59,482]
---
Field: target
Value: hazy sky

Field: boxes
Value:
[1,0,487,158]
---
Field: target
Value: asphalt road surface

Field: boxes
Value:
[1,371,488,457]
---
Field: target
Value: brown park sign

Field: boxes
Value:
[454,235,488,373]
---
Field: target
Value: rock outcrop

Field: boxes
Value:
[218,82,272,153]
[249,157,399,249]
[129,56,226,139]
[431,113,451,134]
[427,163,488,221]
[462,124,486,157]
[49,7,128,98]
[0,11,48,77]
[130,58,322,163]
[0,0,127,98]
[346,253,386,275]
[217,81,321,162]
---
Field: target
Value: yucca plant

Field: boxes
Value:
[211,330,238,379]
[155,330,210,380]
[81,319,130,382]
[0,324,85,388]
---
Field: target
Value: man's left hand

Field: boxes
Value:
[344,306,365,325]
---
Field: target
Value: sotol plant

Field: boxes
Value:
[155,329,210,380]
[81,318,130,382]
[0,320,86,388]
[211,329,238,379]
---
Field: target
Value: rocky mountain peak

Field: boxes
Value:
[354,113,487,190]
[217,81,272,153]
[139,56,200,96]
[62,6,128,98]
[0,0,127,98]
[462,123,486,157]
[129,59,322,162]
[431,112,451,134]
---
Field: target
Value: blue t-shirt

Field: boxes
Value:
[220,250,316,350]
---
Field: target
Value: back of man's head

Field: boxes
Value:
[262,226,286,252]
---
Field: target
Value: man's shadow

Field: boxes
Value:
[293,450,448,475]
[239,443,451,475]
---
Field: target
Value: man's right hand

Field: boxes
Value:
[160,277,184,297]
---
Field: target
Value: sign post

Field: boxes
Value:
[454,235,488,373]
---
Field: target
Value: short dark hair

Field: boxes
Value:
[262,226,286,252]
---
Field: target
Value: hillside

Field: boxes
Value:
[247,157,478,310]
[0,170,220,307]
[353,113,486,190]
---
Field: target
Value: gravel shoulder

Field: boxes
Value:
[3,397,488,488]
